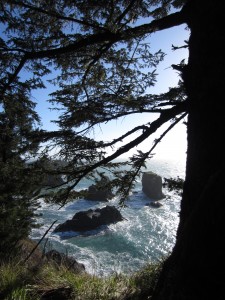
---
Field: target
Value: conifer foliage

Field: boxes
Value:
[0,72,41,257]
[2,1,225,298]
[0,0,188,257]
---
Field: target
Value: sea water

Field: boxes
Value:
[31,157,186,277]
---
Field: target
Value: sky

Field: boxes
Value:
[31,22,190,163]
[0,4,190,164]
[0,1,182,166]
[92,24,189,161]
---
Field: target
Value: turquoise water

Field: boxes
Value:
[31,157,186,276]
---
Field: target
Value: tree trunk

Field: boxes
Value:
[152,1,225,299]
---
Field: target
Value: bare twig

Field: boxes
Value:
[24,220,57,263]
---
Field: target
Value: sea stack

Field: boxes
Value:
[142,171,165,200]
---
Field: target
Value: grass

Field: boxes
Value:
[0,259,36,300]
[0,257,163,300]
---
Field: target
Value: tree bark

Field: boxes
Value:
[152,1,225,299]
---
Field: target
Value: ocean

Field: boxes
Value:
[31,156,186,277]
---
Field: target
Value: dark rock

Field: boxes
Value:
[146,201,163,208]
[86,176,114,201]
[39,286,72,300]
[45,249,85,273]
[142,171,165,200]
[42,174,64,188]
[53,205,123,233]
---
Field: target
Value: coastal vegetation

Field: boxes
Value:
[1,0,224,299]
[0,240,162,300]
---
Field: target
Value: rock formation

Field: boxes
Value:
[86,176,114,201]
[146,201,163,208]
[142,171,165,200]
[42,174,64,188]
[53,205,123,233]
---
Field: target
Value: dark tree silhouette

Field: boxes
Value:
[152,1,225,299]
[1,0,224,298]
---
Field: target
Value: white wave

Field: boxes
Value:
[30,159,183,276]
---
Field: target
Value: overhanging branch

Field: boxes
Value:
[20,10,187,60]
[69,101,187,187]
[1,7,187,94]
[0,55,27,97]
[10,0,107,31]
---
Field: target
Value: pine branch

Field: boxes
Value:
[115,0,138,25]
[70,102,187,188]
[20,10,187,60]
[0,8,187,94]
[10,0,107,31]
[0,55,27,96]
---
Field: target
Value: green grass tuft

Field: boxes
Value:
[0,257,163,300]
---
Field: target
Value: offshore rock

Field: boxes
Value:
[41,174,64,188]
[86,176,114,201]
[146,201,163,208]
[53,205,123,233]
[142,171,165,200]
